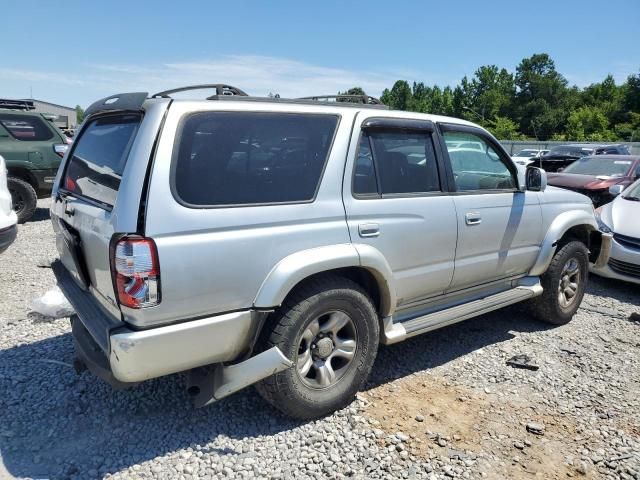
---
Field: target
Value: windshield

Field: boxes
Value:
[516,150,538,157]
[562,156,633,177]
[548,146,593,157]
[624,181,640,199]
[63,114,141,207]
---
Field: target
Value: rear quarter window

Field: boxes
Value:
[173,112,339,206]
[0,113,54,141]
[63,114,141,207]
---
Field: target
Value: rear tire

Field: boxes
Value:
[529,241,589,325]
[255,275,379,419]
[7,177,37,223]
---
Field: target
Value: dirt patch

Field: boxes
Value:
[363,375,589,479]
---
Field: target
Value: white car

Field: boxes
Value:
[0,154,18,253]
[591,180,640,284]
[512,149,549,167]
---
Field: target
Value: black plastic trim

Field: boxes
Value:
[362,117,435,131]
[53,260,124,354]
[84,92,148,117]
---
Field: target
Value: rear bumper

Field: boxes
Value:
[53,260,259,384]
[0,223,17,254]
[31,168,58,195]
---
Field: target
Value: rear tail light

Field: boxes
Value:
[54,144,68,158]
[112,236,160,308]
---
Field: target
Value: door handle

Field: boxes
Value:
[358,223,380,238]
[465,212,482,226]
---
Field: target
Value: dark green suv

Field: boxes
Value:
[0,103,69,222]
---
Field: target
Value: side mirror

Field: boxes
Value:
[526,167,547,192]
[609,184,624,196]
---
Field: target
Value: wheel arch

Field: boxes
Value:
[529,210,598,277]
[6,166,38,189]
[253,243,396,318]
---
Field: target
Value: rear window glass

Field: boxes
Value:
[63,114,140,207]
[0,113,54,141]
[174,112,338,206]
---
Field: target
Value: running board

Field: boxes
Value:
[382,279,543,345]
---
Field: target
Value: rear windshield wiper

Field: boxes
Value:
[621,195,640,201]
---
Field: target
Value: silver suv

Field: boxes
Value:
[51,85,611,419]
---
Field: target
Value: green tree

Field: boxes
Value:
[489,116,523,140]
[514,53,574,139]
[380,80,412,110]
[337,87,366,103]
[75,105,85,124]
[565,106,616,141]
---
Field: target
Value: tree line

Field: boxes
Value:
[340,53,640,142]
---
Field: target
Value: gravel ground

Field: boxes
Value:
[0,199,638,480]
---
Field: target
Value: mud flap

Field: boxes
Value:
[187,347,293,408]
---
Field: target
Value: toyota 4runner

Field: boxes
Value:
[51,85,611,419]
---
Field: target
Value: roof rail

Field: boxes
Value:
[152,84,249,98]
[297,94,383,105]
[0,99,35,111]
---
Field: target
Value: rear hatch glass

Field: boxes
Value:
[63,114,141,207]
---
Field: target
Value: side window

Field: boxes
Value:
[353,130,441,196]
[174,112,338,206]
[0,113,54,141]
[353,135,377,195]
[443,131,516,191]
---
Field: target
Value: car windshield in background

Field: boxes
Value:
[0,113,54,141]
[623,181,640,199]
[548,146,593,157]
[63,114,141,207]
[516,150,538,157]
[561,156,633,177]
[174,112,338,206]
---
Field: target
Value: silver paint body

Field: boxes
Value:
[51,98,600,385]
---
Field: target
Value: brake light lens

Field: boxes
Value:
[54,144,68,158]
[112,237,160,308]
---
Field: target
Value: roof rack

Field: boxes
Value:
[297,94,383,105]
[152,84,249,99]
[0,99,35,111]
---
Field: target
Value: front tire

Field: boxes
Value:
[7,177,37,223]
[256,276,379,419]
[529,241,589,325]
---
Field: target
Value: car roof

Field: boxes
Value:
[157,97,482,129]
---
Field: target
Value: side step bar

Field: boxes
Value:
[382,278,543,345]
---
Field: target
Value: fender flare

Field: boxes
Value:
[253,243,396,317]
[528,210,598,276]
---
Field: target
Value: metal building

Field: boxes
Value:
[18,99,77,130]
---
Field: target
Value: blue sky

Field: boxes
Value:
[2,0,639,108]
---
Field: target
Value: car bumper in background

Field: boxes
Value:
[0,223,17,254]
[590,236,640,285]
[53,260,259,384]
[32,168,59,194]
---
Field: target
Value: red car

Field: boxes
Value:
[547,155,640,206]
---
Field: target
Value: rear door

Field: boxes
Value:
[343,115,458,307]
[439,124,543,291]
[51,99,169,317]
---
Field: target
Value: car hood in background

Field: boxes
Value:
[547,173,622,190]
[599,196,640,238]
